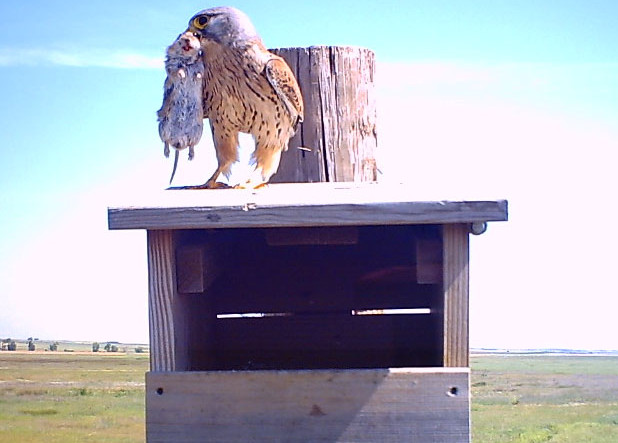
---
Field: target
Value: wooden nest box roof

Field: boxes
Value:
[107,183,508,231]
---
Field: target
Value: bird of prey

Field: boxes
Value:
[157,31,205,184]
[187,6,304,188]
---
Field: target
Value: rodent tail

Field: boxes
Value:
[169,150,180,185]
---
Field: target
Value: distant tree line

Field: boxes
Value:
[2,338,148,353]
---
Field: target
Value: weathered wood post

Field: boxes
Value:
[271,46,378,183]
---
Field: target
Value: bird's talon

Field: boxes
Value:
[167,181,231,190]
[206,181,232,189]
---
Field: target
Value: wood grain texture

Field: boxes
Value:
[147,230,188,372]
[442,224,470,367]
[146,368,470,442]
[108,183,508,230]
[270,46,377,183]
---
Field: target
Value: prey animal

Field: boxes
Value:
[187,6,304,188]
[157,31,205,184]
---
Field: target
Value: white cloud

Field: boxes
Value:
[0,47,163,69]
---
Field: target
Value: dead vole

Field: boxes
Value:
[157,31,204,184]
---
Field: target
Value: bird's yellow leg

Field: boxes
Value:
[199,129,238,189]
[169,167,230,190]
[204,168,230,189]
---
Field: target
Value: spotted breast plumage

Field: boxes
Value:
[187,6,304,188]
[157,31,205,184]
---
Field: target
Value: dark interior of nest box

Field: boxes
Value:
[174,224,445,371]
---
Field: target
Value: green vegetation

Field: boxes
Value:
[0,352,148,442]
[0,349,616,441]
[471,354,618,442]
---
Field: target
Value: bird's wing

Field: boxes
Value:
[264,56,304,126]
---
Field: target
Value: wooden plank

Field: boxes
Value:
[146,368,470,442]
[443,224,470,367]
[107,184,508,230]
[147,230,188,372]
[175,243,221,294]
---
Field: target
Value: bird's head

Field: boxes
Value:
[188,6,259,46]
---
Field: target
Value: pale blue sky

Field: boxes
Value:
[1,1,617,348]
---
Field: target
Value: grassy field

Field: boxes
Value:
[1,349,617,441]
[471,354,618,442]
[0,350,148,443]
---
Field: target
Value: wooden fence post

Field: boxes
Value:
[270,46,378,183]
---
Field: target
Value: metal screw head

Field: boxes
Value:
[470,222,488,235]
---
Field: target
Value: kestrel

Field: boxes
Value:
[187,6,304,188]
[157,31,205,184]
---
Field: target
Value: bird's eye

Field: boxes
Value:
[193,16,209,30]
